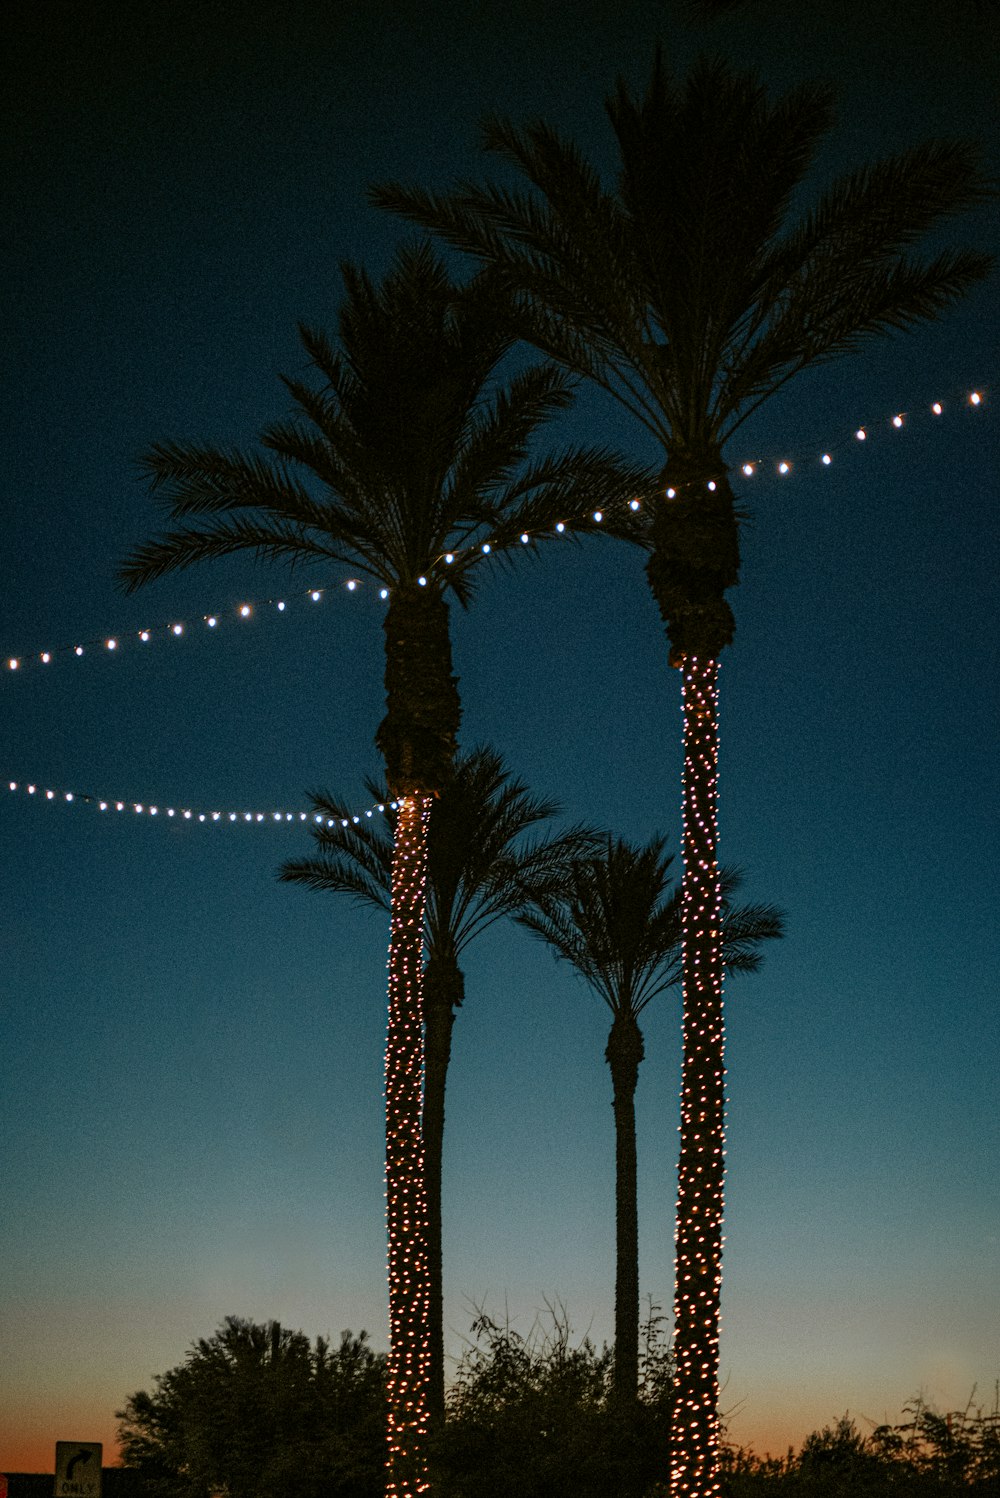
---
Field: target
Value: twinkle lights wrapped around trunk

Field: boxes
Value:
[385,794,433,1498]
[671,657,725,1498]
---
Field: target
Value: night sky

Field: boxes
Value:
[2,0,997,1473]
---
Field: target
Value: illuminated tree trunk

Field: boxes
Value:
[379,584,461,1497]
[671,657,725,1498]
[645,453,735,1498]
[606,1009,645,1409]
[385,794,433,1498]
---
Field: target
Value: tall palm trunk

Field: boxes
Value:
[422,952,464,1424]
[605,1009,645,1409]
[379,584,461,1498]
[671,657,725,1498]
[647,456,736,1498]
[385,794,434,1498]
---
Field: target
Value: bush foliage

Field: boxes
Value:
[431,1301,674,1498]
[117,1315,999,1498]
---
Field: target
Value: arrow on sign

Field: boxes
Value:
[66,1454,93,1481]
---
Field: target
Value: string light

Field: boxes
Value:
[2,387,986,675]
[384,794,433,1497]
[2,579,382,674]
[673,657,725,1498]
[5,778,397,828]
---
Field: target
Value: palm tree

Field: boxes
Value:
[517,837,783,1411]
[119,242,648,1498]
[372,58,993,1495]
[280,745,600,1424]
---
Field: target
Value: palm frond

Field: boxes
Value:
[119,519,342,592]
[520,844,783,1016]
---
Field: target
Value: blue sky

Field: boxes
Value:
[1,0,997,1471]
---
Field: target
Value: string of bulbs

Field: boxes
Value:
[3,387,986,678]
[5,778,395,828]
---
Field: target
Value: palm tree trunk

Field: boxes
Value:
[378,584,462,1495]
[605,1010,645,1409]
[385,793,433,1498]
[671,656,725,1498]
[422,954,464,1425]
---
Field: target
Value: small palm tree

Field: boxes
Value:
[518,837,783,1411]
[374,57,992,1495]
[280,745,600,1423]
[120,242,646,1498]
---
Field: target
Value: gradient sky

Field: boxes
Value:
[2,0,998,1474]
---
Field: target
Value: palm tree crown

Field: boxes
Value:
[121,239,648,790]
[283,746,598,963]
[374,57,992,660]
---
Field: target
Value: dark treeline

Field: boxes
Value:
[112,1316,1000,1498]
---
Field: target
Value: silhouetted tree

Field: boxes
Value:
[518,839,782,1409]
[280,745,599,1422]
[121,244,645,1497]
[116,1317,385,1498]
[374,55,992,1496]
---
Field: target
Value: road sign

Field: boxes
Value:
[54,1443,102,1498]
